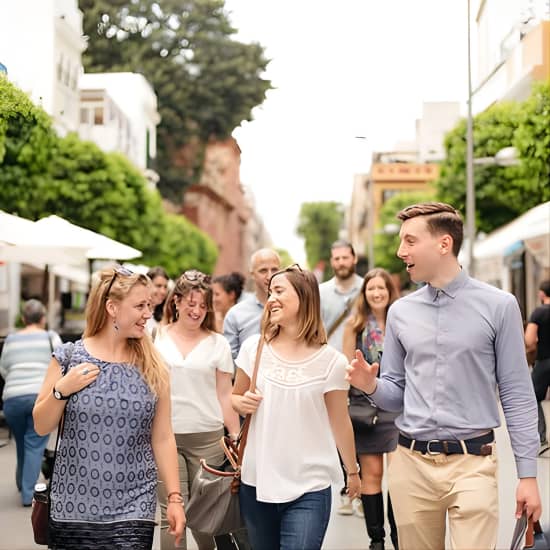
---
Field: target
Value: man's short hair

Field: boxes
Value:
[397,202,464,257]
[540,280,550,297]
[22,299,46,325]
[330,239,355,257]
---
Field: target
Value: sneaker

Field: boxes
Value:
[337,495,354,515]
[352,497,364,518]
[539,441,550,457]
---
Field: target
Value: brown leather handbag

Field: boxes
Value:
[185,338,263,536]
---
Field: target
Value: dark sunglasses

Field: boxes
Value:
[105,265,134,298]
[182,270,212,285]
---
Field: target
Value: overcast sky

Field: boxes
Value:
[224,0,469,263]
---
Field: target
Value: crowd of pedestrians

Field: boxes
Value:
[0,201,547,550]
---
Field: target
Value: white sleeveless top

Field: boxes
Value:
[236,334,349,503]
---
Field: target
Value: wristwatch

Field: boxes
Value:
[52,386,70,400]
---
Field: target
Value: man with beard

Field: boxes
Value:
[320,240,364,352]
[319,239,364,516]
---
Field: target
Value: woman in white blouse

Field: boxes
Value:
[154,270,240,550]
[232,265,360,550]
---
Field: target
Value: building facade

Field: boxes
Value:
[181,138,254,275]
[79,73,160,177]
[0,0,86,135]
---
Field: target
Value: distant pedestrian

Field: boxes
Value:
[212,272,246,333]
[525,279,550,456]
[319,239,363,516]
[223,249,280,359]
[155,269,240,550]
[33,267,185,549]
[232,265,360,550]
[347,202,542,550]
[0,299,62,506]
[146,266,170,337]
[343,268,400,550]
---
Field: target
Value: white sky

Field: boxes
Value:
[225,0,469,263]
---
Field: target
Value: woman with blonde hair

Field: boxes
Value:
[33,266,185,549]
[154,270,240,550]
[232,265,360,550]
[343,267,400,550]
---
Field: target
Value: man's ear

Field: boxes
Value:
[439,235,453,255]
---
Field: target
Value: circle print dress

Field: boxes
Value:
[48,340,158,550]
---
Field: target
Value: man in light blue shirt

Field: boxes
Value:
[224,248,280,359]
[347,202,541,550]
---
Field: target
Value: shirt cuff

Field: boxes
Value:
[516,458,537,479]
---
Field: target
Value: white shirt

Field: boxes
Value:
[154,329,234,434]
[236,334,349,503]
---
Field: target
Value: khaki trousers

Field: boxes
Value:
[158,429,225,550]
[387,442,499,550]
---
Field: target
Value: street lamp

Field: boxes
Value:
[354,136,376,270]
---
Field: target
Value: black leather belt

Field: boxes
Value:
[398,430,494,456]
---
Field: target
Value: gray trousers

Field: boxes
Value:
[158,428,225,550]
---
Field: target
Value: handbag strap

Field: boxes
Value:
[327,301,352,339]
[235,336,265,470]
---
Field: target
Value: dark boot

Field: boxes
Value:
[361,493,385,550]
[387,492,399,549]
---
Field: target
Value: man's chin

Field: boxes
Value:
[335,269,354,280]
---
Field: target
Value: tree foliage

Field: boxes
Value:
[0,77,217,277]
[296,202,344,275]
[436,83,550,234]
[80,0,272,203]
[373,190,435,285]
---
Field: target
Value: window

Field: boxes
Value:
[80,108,89,124]
[94,107,104,125]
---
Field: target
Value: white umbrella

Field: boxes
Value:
[0,211,89,265]
[33,215,142,260]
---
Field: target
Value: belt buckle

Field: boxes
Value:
[426,439,441,456]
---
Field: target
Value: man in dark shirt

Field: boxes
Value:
[525,279,550,456]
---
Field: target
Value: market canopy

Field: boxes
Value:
[33,215,142,261]
[0,211,89,265]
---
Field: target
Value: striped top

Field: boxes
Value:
[0,330,62,400]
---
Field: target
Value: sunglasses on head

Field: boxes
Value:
[270,263,304,280]
[105,265,134,298]
[183,270,212,285]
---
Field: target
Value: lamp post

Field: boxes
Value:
[355,136,375,270]
[466,0,475,276]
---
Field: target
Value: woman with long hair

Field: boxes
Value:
[33,267,185,549]
[154,270,240,550]
[232,265,360,550]
[0,299,62,506]
[343,268,400,550]
[212,272,246,333]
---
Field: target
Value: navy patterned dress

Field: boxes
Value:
[49,340,158,550]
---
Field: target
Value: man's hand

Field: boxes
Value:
[345,350,379,394]
[515,477,541,521]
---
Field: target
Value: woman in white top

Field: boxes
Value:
[232,265,360,550]
[154,270,240,550]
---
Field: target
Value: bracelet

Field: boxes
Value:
[167,497,184,504]
[167,491,183,501]
[345,462,361,475]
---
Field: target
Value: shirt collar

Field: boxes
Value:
[427,269,468,300]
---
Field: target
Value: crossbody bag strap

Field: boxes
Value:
[327,302,352,339]
[236,336,265,469]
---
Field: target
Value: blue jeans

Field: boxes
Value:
[3,394,49,505]
[239,483,332,550]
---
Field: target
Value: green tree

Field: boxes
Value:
[513,81,550,204]
[296,202,344,276]
[0,77,218,275]
[80,0,272,203]
[373,190,435,285]
[274,247,294,269]
[436,83,550,234]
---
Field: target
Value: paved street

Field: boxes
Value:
[1,403,548,550]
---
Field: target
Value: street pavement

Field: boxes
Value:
[1,402,548,550]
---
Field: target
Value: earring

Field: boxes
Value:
[113,318,119,331]
[174,308,179,321]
